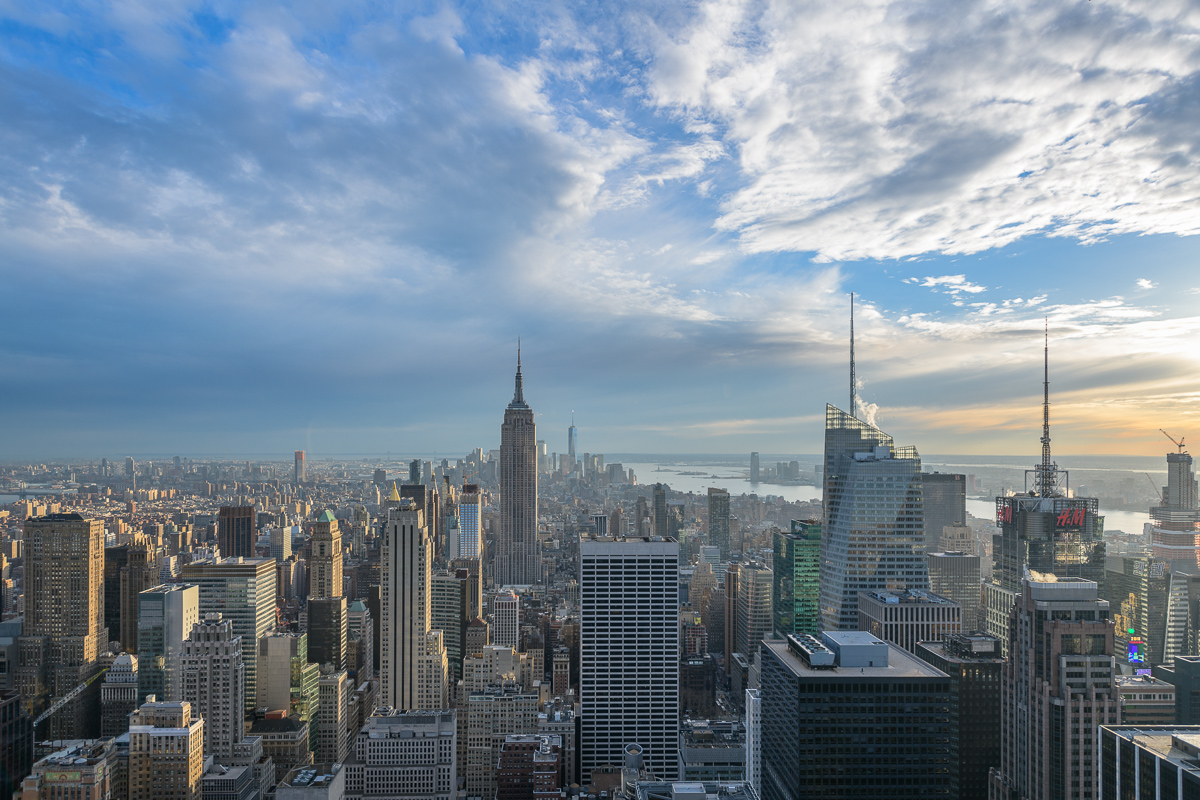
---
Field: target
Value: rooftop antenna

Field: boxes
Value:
[850,292,856,418]
[1032,318,1063,498]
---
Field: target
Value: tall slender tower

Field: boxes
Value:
[568,413,577,472]
[498,345,540,586]
[309,509,343,599]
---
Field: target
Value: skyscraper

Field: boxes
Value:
[310,509,343,599]
[179,558,276,715]
[736,565,773,664]
[749,452,760,483]
[707,488,730,560]
[989,572,1119,800]
[459,485,483,559]
[653,483,668,539]
[431,571,469,686]
[919,472,966,554]
[380,499,447,709]
[180,614,245,761]
[137,583,200,703]
[127,697,205,800]
[100,653,139,737]
[17,512,106,739]
[579,535,679,782]
[772,522,820,638]
[498,349,540,587]
[1150,443,1200,568]
[218,506,257,559]
[493,593,520,649]
[819,405,928,631]
[567,414,577,472]
[294,451,305,484]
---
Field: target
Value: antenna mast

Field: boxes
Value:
[850,292,856,418]
[1032,318,1061,497]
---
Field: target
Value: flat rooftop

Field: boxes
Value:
[765,637,948,679]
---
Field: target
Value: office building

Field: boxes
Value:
[431,572,469,685]
[1116,674,1176,725]
[271,527,293,562]
[579,536,679,783]
[914,632,1004,800]
[724,563,740,676]
[128,697,205,800]
[456,486,482,561]
[18,739,117,800]
[920,473,966,554]
[249,717,312,783]
[678,720,745,782]
[1157,655,1200,724]
[759,631,952,799]
[773,522,820,639]
[119,538,162,653]
[736,565,773,663]
[819,405,928,631]
[309,510,343,599]
[256,633,319,730]
[857,589,961,654]
[750,452,760,483]
[138,583,200,703]
[939,522,976,553]
[347,600,374,681]
[496,734,562,800]
[653,484,669,539]
[1150,445,1200,568]
[1098,727,1200,798]
[989,572,1119,800]
[926,551,981,631]
[461,685,541,798]
[295,451,306,484]
[494,592,520,649]
[380,500,447,710]
[201,759,255,800]
[498,351,540,587]
[308,597,349,671]
[1104,555,1184,667]
[342,709,457,800]
[180,558,276,715]
[180,614,245,761]
[219,506,258,559]
[708,489,731,561]
[452,557,484,622]
[17,512,106,740]
[745,689,761,800]
[101,653,140,737]
[0,690,32,800]
[315,670,352,764]
[277,765,344,800]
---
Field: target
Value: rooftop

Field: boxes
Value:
[281,765,341,788]
[1102,727,1200,775]
[636,782,757,800]
[767,635,947,679]
[860,589,957,605]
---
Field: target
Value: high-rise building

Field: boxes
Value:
[496,734,562,800]
[137,583,199,703]
[819,405,928,631]
[1115,674,1176,725]
[744,688,761,799]
[567,416,577,472]
[914,632,1004,800]
[380,500,447,709]
[498,351,540,587]
[452,557,484,622]
[579,536,679,783]
[308,596,349,671]
[180,558,276,715]
[270,527,293,562]
[257,632,320,732]
[750,453,760,484]
[309,510,343,599]
[461,685,541,798]
[218,506,258,559]
[772,522,820,638]
[431,572,469,686]
[348,600,374,681]
[316,669,352,764]
[1099,726,1200,798]
[119,538,162,653]
[409,459,421,485]
[295,451,306,484]
[1103,555,1185,667]
[988,333,1105,650]
[101,653,139,737]
[458,486,483,559]
[342,709,457,800]
[127,697,205,800]
[653,484,669,539]
[926,551,981,631]
[736,565,773,664]
[724,563,740,676]
[0,691,32,800]
[989,572,1119,800]
[856,589,961,654]
[180,614,246,761]
[1150,445,1200,568]
[919,473,966,555]
[759,631,952,800]
[493,593,520,649]
[708,488,731,561]
[17,512,105,739]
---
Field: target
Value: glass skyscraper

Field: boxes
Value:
[819,405,927,631]
[773,521,820,638]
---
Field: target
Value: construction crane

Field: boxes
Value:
[32,668,108,729]
[1161,429,1187,453]
[1145,473,1163,504]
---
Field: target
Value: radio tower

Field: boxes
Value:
[1034,319,1060,497]
[849,292,856,418]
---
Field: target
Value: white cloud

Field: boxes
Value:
[904,274,988,295]
[642,0,1200,261]
[1138,278,1158,289]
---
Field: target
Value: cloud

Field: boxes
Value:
[640,0,1200,261]
[1138,278,1158,289]
[904,274,988,295]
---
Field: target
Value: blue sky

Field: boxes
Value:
[2,0,1199,460]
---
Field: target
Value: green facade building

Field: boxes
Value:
[772,521,821,638]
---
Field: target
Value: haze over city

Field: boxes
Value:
[3,1,1200,458]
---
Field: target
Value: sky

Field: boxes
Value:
[2,0,1200,461]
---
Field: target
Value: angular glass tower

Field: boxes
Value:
[819,405,927,631]
[773,521,821,638]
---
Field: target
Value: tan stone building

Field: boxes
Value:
[128,697,205,800]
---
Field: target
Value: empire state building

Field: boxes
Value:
[497,348,540,586]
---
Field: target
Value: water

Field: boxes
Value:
[965,497,1150,535]
[621,462,822,504]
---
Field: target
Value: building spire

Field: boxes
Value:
[512,339,525,406]
[850,292,857,418]
[1033,318,1062,497]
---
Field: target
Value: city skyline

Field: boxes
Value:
[1,3,1199,459]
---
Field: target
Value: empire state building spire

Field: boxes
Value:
[511,339,527,408]
[498,340,539,586]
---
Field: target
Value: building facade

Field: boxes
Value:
[127,698,205,800]
[856,589,961,654]
[218,506,258,560]
[498,354,540,587]
[137,583,200,703]
[342,709,456,800]
[180,614,246,761]
[772,522,820,639]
